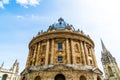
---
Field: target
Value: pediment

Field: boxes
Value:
[92,67,103,75]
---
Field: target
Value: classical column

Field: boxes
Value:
[78,41,82,64]
[26,48,31,68]
[51,39,54,64]
[71,39,76,64]
[91,48,98,67]
[45,40,50,65]
[80,41,86,64]
[36,42,41,65]
[32,44,37,66]
[66,38,70,64]
[83,42,90,65]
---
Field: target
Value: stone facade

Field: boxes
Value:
[21,18,103,80]
[101,40,120,80]
[0,60,20,80]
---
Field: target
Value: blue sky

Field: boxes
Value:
[0,0,120,74]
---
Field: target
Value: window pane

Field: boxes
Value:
[58,43,62,51]
[58,56,63,62]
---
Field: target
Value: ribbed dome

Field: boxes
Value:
[48,18,75,31]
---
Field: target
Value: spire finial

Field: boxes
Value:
[101,39,107,52]
[1,62,4,68]
[14,59,18,65]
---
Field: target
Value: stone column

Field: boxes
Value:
[32,44,37,66]
[66,38,70,64]
[80,41,86,64]
[51,39,54,64]
[91,48,98,67]
[83,42,90,65]
[71,39,76,64]
[78,41,82,64]
[45,40,50,65]
[36,42,41,65]
[26,48,31,68]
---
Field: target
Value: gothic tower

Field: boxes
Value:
[21,18,103,80]
[0,60,19,80]
[101,40,120,80]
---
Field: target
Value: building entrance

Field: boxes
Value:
[55,74,65,80]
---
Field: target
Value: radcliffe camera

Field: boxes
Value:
[0,1,120,80]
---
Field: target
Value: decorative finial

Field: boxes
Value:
[1,62,4,68]
[14,59,17,64]
[58,17,64,23]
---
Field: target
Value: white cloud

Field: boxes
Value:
[0,0,40,9]
[0,1,4,9]
[52,0,120,71]
[3,0,9,4]
[16,15,25,19]
[16,14,40,20]
[0,0,9,9]
[29,0,40,6]
[16,0,40,8]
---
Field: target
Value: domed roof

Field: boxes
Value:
[53,17,67,29]
[47,18,75,31]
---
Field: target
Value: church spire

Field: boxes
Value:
[101,39,108,53]
[12,59,19,73]
[101,39,120,79]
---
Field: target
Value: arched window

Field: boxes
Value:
[35,76,41,80]
[2,74,8,80]
[80,75,86,80]
[97,76,101,80]
[55,74,65,80]
[108,66,114,77]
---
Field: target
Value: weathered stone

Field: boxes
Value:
[21,18,103,80]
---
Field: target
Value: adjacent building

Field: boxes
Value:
[21,18,103,80]
[101,40,120,80]
[0,60,19,80]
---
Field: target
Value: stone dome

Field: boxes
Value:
[48,18,75,31]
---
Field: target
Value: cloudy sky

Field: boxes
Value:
[0,0,120,74]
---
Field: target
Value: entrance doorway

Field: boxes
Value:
[80,75,86,80]
[55,74,65,80]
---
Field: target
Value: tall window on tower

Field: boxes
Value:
[108,66,114,77]
[58,43,62,51]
